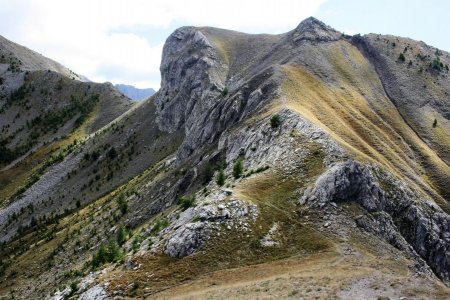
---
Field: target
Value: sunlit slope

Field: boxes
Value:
[279,40,450,207]
[359,34,450,166]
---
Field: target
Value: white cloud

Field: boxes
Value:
[0,0,326,89]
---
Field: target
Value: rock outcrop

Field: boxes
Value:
[301,160,450,283]
[163,198,258,257]
[290,17,342,43]
[299,160,384,211]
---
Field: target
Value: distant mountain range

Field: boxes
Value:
[115,83,155,100]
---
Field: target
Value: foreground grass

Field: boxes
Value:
[104,169,332,297]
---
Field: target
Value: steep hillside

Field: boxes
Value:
[0,18,449,299]
[0,35,80,80]
[0,35,134,209]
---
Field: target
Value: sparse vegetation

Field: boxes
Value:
[203,165,214,184]
[432,57,444,71]
[132,235,142,252]
[270,114,281,128]
[178,194,196,210]
[117,193,128,214]
[151,218,170,234]
[65,281,79,299]
[216,168,225,186]
[117,224,128,245]
[233,158,244,179]
[107,147,118,160]
[3,19,450,300]
[91,241,124,269]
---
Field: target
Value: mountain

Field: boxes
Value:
[1,18,450,299]
[115,84,155,100]
[0,35,82,80]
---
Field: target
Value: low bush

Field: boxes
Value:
[117,193,128,214]
[178,195,195,210]
[216,168,225,186]
[91,241,124,269]
[270,114,281,128]
[233,158,244,179]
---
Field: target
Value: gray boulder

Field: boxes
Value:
[301,160,450,283]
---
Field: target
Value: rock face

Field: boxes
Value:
[164,198,258,257]
[154,26,280,159]
[155,27,226,134]
[299,160,384,211]
[301,160,450,283]
[164,221,211,258]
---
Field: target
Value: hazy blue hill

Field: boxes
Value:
[115,83,155,100]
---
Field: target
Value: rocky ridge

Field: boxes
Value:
[1,17,450,299]
[301,160,450,283]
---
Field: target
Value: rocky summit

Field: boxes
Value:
[0,17,450,299]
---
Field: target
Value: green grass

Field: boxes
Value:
[107,169,331,297]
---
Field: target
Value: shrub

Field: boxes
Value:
[107,147,118,159]
[433,118,437,128]
[92,241,124,269]
[106,241,123,263]
[270,114,281,128]
[203,165,214,184]
[117,224,127,245]
[178,195,195,210]
[91,243,107,268]
[66,281,79,298]
[132,235,142,252]
[216,168,225,186]
[91,150,100,160]
[151,218,170,234]
[222,87,228,96]
[398,53,405,62]
[117,193,128,214]
[233,158,244,179]
[432,57,443,71]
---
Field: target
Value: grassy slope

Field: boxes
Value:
[363,34,450,166]
[279,40,450,210]
[0,72,133,207]
[102,168,332,298]
[96,34,450,298]
[0,131,182,298]
[2,27,450,299]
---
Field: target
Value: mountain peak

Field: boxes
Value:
[291,16,341,42]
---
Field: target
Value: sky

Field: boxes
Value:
[0,0,448,90]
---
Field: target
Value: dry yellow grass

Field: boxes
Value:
[278,40,450,207]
